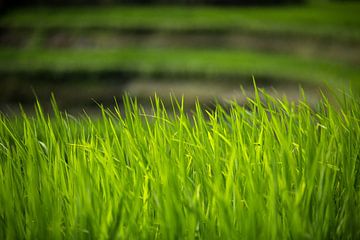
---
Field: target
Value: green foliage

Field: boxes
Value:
[2,3,360,41]
[1,2,359,91]
[0,0,308,9]
[1,47,359,89]
[0,87,359,239]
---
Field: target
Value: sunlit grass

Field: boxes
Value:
[0,86,359,239]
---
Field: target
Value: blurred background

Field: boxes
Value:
[0,0,359,114]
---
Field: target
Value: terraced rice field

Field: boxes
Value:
[0,2,359,112]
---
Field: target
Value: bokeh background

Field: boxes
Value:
[0,0,359,114]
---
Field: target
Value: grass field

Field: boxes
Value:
[1,2,360,104]
[1,2,360,238]
[1,47,359,89]
[0,87,359,239]
[1,3,360,41]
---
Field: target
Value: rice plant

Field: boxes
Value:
[0,87,359,239]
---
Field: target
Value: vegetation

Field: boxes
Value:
[2,3,360,41]
[1,2,359,94]
[2,0,305,9]
[1,47,359,89]
[0,86,359,239]
[1,2,359,91]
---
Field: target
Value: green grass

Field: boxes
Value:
[1,2,360,41]
[0,86,359,239]
[1,2,359,92]
[1,47,360,88]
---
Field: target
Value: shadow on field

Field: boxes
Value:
[0,75,326,116]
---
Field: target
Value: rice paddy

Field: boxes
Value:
[0,86,359,239]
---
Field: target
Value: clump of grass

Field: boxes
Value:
[0,87,359,239]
